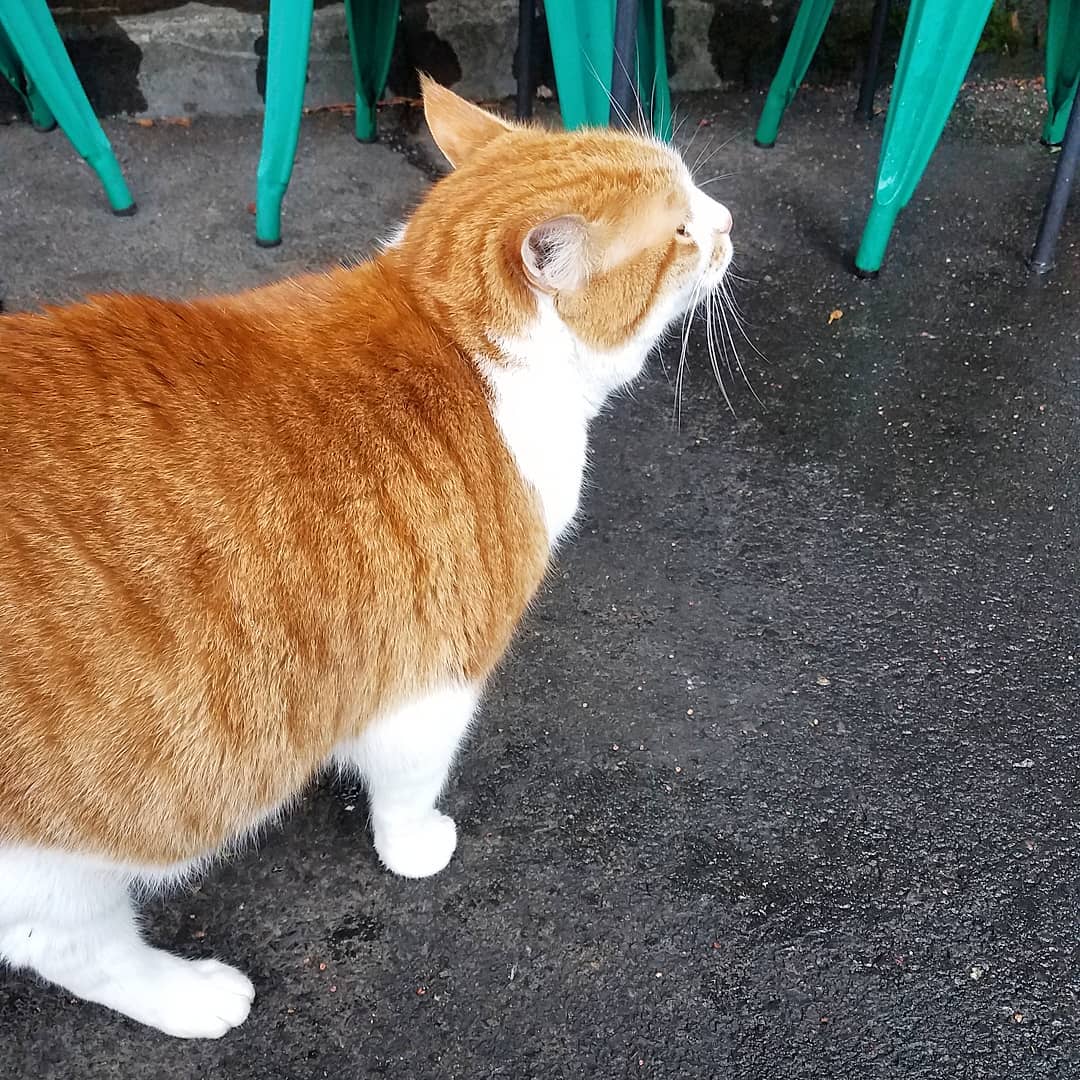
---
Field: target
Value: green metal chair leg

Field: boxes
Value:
[21,66,56,133]
[0,21,56,131]
[754,0,835,148]
[1042,0,1080,146]
[854,0,993,275]
[544,0,670,137]
[0,0,134,213]
[545,0,617,129]
[255,0,314,247]
[344,0,399,143]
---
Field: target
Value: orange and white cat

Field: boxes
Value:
[0,79,733,1037]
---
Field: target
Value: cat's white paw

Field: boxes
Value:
[95,952,255,1039]
[373,811,458,878]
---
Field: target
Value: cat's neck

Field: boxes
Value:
[326,254,649,548]
[479,298,645,548]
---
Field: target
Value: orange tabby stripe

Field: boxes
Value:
[0,265,548,865]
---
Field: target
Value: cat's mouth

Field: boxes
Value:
[700,233,733,293]
[711,233,734,281]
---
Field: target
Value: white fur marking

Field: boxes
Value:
[0,846,254,1038]
[482,278,696,547]
[379,222,408,250]
[334,683,477,879]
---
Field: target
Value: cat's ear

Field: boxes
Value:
[421,74,513,168]
[521,216,591,294]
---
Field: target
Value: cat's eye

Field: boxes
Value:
[675,224,690,240]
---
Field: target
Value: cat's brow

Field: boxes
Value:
[598,192,687,269]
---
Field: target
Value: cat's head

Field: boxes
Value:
[398,78,733,406]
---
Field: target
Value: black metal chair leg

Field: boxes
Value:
[856,0,892,121]
[515,0,536,121]
[1030,89,1080,274]
[609,0,639,129]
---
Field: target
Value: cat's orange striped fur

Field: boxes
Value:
[0,78,733,1036]
[0,256,548,867]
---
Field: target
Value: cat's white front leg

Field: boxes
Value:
[335,684,478,878]
[0,848,254,1038]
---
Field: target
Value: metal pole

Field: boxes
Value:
[609,0,638,128]
[1030,89,1080,274]
[856,0,892,121]
[515,0,535,121]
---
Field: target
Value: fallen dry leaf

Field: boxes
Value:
[302,96,423,117]
[303,102,355,116]
[133,116,192,127]
[828,309,844,325]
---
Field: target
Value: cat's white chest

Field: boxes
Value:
[480,344,590,547]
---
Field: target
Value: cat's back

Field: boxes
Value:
[0,271,549,864]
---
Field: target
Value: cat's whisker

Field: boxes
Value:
[724,269,756,286]
[690,137,714,177]
[693,145,727,183]
[648,68,658,136]
[690,131,740,183]
[632,52,648,135]
[718,277,748,320]
[707,131,740,156]
[583,53,638,134]
[679,121,703,168]
[677,106,709,161]
[717,280,765,404]
[671,108,689,142]
[671,265,757,423]
[689,129,723,177]
[719,292,744,387]
[723,260,767,325]
[708,292,730,379]
[673,315,691,426]
[720,276,770,372]
[654,330,673,380]
[705,289,719,374]
[612,40,648,135]
[698,174,735,187]
[595,47,653,138]
[705,290,735,415]
[708,294,728,383]
[673,275,706,427]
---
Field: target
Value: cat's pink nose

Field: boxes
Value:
[714,202,733,235]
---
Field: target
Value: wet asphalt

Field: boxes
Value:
[0,84,1078,1078]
